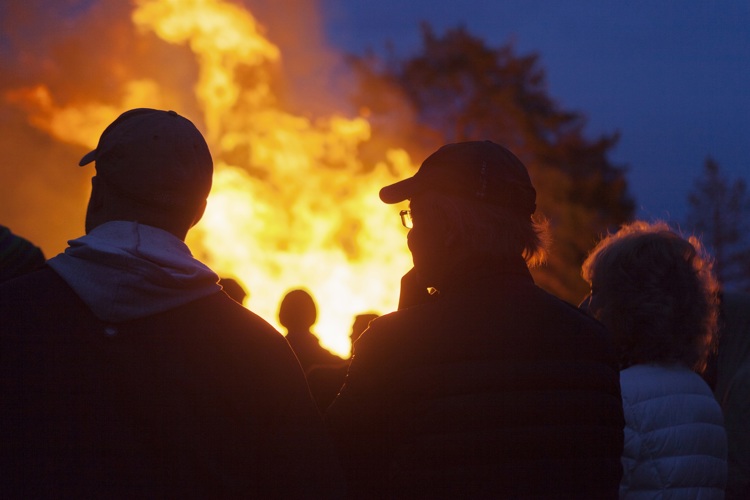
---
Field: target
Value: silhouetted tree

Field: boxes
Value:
[350,25,634,303]
[686,157,750,291]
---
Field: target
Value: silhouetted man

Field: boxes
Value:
[0,109,342,498]
[307,312,380,412]
[279,288,343,374]
[326,141,624,498]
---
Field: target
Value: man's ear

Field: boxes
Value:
[88,176,105,210]
[85,176,107,234]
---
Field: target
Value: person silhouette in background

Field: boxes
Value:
[0,225,45,283]
[582,220,727,499]
[712,291,750,499]
[0,108,342,498]
[307,312,380,412]
[350,313,379,345]
[278,288,343,374]
[219,276,248,304]
[327,140,625,498]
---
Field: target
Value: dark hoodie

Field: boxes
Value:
[0,221,344,498]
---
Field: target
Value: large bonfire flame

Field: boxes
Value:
[6,0,416,357]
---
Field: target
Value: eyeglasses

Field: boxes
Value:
[399,209,413,229]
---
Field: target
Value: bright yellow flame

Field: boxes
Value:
[10,0,416,357]
[133,0,281,144]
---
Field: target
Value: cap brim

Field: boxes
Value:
[78,150,97,167]
[379,177,417,204]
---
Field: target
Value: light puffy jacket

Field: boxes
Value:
[620,363,728,499]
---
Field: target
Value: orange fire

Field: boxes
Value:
[8,0,416,357]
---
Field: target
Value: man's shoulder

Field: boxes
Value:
[0,268,286,353]
[0,265,80,315]
[361,303,435,339]
[365,285,606,334]
[537,288,610,339]
[0,265,65,293]
[141,291,283,339]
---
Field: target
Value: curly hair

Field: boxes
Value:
[581,220,720,373]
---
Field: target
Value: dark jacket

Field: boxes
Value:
[0,266,343,498]
[715,291,750,500]
[326,259,624,499]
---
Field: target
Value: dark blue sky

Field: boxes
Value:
[320,0,750,224]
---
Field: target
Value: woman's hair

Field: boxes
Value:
[419,191,550,267]
[581,220,720,372]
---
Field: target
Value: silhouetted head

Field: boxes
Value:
[380,141,548,288]
[380,141,536,213]
[351,313,379,343]
[582,220,720,373]
[0,225,45,283]
[220,277,248,304]
[278,288,318,331]
[79,108,213,240]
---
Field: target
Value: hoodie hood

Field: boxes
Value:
[48,221,220,322]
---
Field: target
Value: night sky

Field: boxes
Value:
[320,0,750,224]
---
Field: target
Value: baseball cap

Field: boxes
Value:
[379,140,536,215]
[79,108,213,208]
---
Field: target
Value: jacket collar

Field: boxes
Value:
[437,254,533,297]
